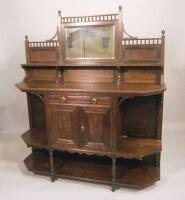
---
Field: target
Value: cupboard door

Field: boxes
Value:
[48,104,78,149]
[79,106,112,151]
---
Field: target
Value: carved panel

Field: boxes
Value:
[123,69,160,84]
[27,69,58,81]
[48,104,78,148]
[29,48,59,64]
[122,46,161,64]
[79,106,111,151]
[64,69,115,83]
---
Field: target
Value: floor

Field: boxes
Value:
[0,124,185,200]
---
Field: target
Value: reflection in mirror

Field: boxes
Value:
[65,26,115,59]
[100,36,110,49]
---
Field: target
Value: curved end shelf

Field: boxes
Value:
[21,130,49,149]
[117,137,162,159]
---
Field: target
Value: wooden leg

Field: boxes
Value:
[49,150,56,182]
[155,152,161,167]
[112,157,116,192]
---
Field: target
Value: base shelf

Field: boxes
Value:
[24,151,160,189]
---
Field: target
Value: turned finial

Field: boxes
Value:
[58,10,62,17]
[25,35,28,41]
[119,5,122,11]
[161,30,165,35]
[58,10,62,23]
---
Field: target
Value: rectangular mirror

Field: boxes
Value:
[65,25,115,59]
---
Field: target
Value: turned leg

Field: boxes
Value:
[49,150,56,182]
[112,157,116,192]
[155,152,161,167]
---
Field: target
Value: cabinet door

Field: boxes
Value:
[79,106,112,151]
[48,104,78,149]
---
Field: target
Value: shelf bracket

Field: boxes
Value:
[118,96,133,107]
[30,93,44,102]
[45,27,59,42]
[123,24,137,39]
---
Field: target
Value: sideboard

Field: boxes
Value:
[16,6,166,191]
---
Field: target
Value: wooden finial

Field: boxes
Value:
[25,35,28,41]
[119,5,122,12]
[58,10,62,23]
[58,10,61,17]
[161,30,165,35]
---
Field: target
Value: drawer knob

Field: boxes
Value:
[61,96,66,103]
[91,97,97,104]
[80,125,85,133]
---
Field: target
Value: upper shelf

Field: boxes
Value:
[16,81,166,95]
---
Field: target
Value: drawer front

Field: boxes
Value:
[48,93,112,105]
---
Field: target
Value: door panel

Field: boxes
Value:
[79,106,112,151]
[48,104,78,149]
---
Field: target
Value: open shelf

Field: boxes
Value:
[22,130,49,149]
[117,137,161,159]
[24,150,160,189]
[22,130,161,159]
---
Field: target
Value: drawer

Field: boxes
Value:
[48,93,112,105]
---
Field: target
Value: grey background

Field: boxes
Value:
[0,0,184,199]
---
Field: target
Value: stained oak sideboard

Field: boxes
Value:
[16,6,166,191]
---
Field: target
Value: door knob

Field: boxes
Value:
[91,97,97,104]
[80,125,85,133]
[61,96,66,103]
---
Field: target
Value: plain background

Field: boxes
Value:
[0,0,185,199]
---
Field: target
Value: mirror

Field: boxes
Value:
[65,25,115,59]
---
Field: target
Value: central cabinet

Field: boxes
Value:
[47,93,112,152]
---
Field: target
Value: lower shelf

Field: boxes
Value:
[24,150,160,189]
[22,130,161,159]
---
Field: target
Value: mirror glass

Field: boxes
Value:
[65,26,115,59]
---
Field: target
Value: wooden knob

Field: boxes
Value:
[80,125,85,133]
[58,10,62,17]
[119,5,122,11]
[25,35,28,41]
[91,97,97,104]
[61,96,66,103]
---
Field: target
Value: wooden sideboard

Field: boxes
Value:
[16,6,166,191]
